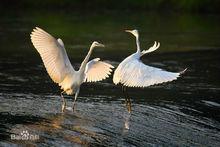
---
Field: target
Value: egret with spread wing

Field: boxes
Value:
[30,27,114,111]
[113,29,186,89]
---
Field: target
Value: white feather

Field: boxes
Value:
[113,53,181,87]
[85,58,114,82]
[30,27,75,83]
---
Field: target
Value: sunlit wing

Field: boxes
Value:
[85,58,114,82]
[30,27,75,83]
[115,59,182,87]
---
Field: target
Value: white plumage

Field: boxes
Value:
[30,27,114,111]
[113,29,186,87]
[85,58,114,82]
[30,27,75,83]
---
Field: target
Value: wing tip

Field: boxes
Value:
[110,64,115,68]
[180,68,187,75]
[104,62,114,68]
[30,27,41,37]
[31,26,48,36]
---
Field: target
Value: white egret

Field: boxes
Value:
[30,27,114,111]
[113,29,186,88]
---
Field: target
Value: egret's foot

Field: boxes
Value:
[66,107,73,111]
[125,98,132,113]
[126,104,131,113]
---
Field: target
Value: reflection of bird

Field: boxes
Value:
[30,27,114,111]
[113,29,186,88]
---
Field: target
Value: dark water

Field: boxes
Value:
[0,10,220,146]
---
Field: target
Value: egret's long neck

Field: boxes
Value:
[79,45,94,72]
[135,34,141,53]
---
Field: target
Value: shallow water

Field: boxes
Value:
[0,10,220,146]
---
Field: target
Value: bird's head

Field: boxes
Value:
[91,41,105,48]
[125,29,139,38]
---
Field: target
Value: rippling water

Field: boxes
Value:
[0,10,220,146]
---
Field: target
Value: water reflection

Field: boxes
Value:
[123,112,131,131]
[31,113,89,145]
[0,111,111,146]
[0,112,46,143]
[0,48,220,146]
[40,112,111,146]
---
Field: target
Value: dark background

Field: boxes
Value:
[1,0,220,13]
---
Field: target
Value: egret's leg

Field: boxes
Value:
[125,97,132,113]
[122,85,132,113]
[122,85,125,92]
[122,85,128,98]
[122,85,127,93]
[61,91,66,112]
[124,86,127,93]
[72,89,80,110]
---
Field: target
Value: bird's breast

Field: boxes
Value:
[59,74,80,94]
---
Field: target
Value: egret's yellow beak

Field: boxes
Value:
[125,30,132,33]
[99,43,105,47]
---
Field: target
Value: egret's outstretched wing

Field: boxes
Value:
[85,58,114,82]
[30,27,75,83]
[114,58,182,87]
[141,41,160,56]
